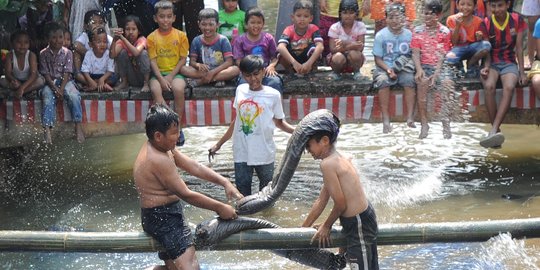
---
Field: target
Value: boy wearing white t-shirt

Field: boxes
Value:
[209,55,294,196]
[80,27,117,92]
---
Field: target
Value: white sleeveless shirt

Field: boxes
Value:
[12,50,30,81]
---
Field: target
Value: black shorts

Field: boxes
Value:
[339,203,379,270]
[141,200,193,261]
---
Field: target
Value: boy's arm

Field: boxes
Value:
[156,154,238,218]
[171,147,243,201]
[302,41,324,71]
[207,56,234,81]
[273,118,295,134]
[302,185,330,227]
[209,117,235,155]
[277,42,300,69]
[18,52,39,91]
[73,41,87,56]
[515,30,528,85]
[411,47,424,81]
[4,51,16,85]
[374,56,392,74]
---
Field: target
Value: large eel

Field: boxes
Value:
[195,110,345,269]
[236,109,340,215]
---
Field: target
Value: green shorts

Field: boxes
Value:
[151,72,185,81]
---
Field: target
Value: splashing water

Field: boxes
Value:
[473,233,539,270]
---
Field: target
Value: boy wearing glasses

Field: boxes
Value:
[411,0,453,139]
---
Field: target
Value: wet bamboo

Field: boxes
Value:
[0,218,539,252]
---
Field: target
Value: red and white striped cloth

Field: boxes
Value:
[1,87,538,126]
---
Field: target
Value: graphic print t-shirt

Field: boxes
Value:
[232,84,284,165]
[190,34,233,70]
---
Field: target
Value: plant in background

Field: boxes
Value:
[0,0,63,16]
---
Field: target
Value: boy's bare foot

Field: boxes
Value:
[103,84,114,92]
[44,127,52,144]
[419,124,429,139]
[114,81,129,91]
[14,88,24,99]
[407,119,416,128]
[442,121,452,139]
[141,83,150,92]
[382,122,393,134]
[214,81,226,88]
[76,124,85,143]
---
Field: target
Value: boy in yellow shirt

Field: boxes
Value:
[147,0,190,146]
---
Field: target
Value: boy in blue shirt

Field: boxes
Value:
[372,3,416,133]
[181,8,240,88]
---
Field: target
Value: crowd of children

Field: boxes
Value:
[0,0,539,148]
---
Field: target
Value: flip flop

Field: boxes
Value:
[479,133,505,148]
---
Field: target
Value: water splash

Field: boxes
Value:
[473,233,539,270]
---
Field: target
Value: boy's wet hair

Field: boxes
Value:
[10,29,30,44]
[310,113,341,144]
[45,22,64,39]
[145,104,179,140]
[239,54,265,73]
[245,7,265,24]
[385,2,406,17]
[88,27,107,43]
[154,0,175,15]
[198,8,219,23]
[84,10,106,26]
[293,0,313,14]
[339,0,360,21]
[424,0,443,15]
[123,15,144,38]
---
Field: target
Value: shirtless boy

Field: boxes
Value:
[302,112,379,270]
[134,104,242,270]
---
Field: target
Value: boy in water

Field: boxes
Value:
[134,104,242,270]
[303,112,378,270]
[208,55,294,196]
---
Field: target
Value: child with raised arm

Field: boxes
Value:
[233,7,283,93]
[326,0,367,81]
[181,8,240,88]
[147,0,190,146]
[208,55,294,196]
[0,30,45,99]
[110,15,151,92]
[303,112,378,270]
[277,0,324,76]
[80,27,117,92]
[372,2,415,133]
[479,0,527,148]
[445,0,491,78]
[411,0,453,139]
[39,23,84,144]
[134,104,242,270]
[73,10,113,84]
[218,0,245,43]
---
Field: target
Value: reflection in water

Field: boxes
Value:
[0,123,539,269]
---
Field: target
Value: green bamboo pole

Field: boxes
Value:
[0,218,539,252]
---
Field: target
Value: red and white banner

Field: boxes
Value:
[1,87,538,126]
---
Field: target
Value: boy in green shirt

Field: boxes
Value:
[218,0,246,43]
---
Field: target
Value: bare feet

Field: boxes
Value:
[76,124,85,143]
[141,82,150,92]
[114,81,129,91]
[419,124,429,139]
[44,127,52,144]
[14,88,24,99]
[382,122,393,134]
[103,84,114,92]
[442,121,452,139]
[407,119,416,128]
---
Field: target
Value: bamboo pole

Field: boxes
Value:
[0,218,539,252]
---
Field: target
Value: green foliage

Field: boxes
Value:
[0,0,63,16]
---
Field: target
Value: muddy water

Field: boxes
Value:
[0,122,539,269]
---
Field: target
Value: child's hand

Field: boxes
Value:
[9,79,21,89]
[335,39,343,51]
[388,69,398,80]
[480,66,490,78]
[216,204,238,220]
[311,224,332,248]
[475,31,483,41]
[455,12,464,25]
[196,63,210,72]
[159,77,172,91]
[265,66,278,77]
[54,86,64,100]
[415,68,425,82]
[292,61,303,74]
[519,72,528,86]
[88,79,98,91]
[112,28,123,39]
[97,78,106,92]
[299,63,312,75]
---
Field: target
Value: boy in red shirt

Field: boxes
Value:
[479,0,527,148]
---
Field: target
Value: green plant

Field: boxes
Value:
[0,0,64,16]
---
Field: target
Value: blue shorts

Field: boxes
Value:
[234,162,274,196]
[141,200,193,261]
[339,203,379,269]
[373,68,415,89]
[490,62,519,76]
[446,41,491,65]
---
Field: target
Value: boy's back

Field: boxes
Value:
[147,28,189,73]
